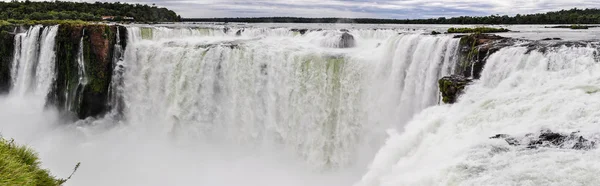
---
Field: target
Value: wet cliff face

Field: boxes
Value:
[0,24,128,120]
[0,26,15,93]
[50,24,126,119]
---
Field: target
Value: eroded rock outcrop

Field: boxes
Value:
[438,75,472,104]
[455,34,518,79]
[338,32,355,48]
[490,130,596,150]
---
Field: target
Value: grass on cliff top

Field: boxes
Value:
[1,19,91,26]
[448,27,510,33]
[0,137,79,186]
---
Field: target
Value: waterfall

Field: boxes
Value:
[356,44,600,186]
[120,26,460,168]
[65,29,88,112]
[10,25,58,99]
[108,27,126,117]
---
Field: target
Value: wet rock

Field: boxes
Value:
[340,29,349,32]
[49,24,125,119]
[456,34,518,79]
[291,28,308,35]
[431,31,441,35]
[541,37,562,41]
[235,29,243,36]
[438,75,472,104]
[491,130,596,150]
[0,27,15,94]
[338,32,355,48]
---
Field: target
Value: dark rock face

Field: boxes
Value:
[338,32,355,48]
[541,37,562,41]
[438,75,472,104]
[235,29,243,36]
[0,26,15,94]
[49,24,126,119]
[490,130,596,150]
[456,34,518,79]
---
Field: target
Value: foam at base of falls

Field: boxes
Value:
[356,45,600,186]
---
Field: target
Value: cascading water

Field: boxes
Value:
[65,29,88,112]
[10,25,58,99]
[118,26,460,168]
[108,28,126,117]
[0,24,480,186]
[356,44,600,186]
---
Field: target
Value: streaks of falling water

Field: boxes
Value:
[120,27,460,168]
[10,25,58,100]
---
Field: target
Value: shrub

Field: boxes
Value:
[0,137,79,186]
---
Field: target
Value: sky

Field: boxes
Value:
[9,0,600,18]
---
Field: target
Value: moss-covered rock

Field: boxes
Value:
[49,24,126,119]
[439,75,472,104]
[455,34,516,79]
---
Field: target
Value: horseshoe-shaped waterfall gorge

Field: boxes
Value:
[2,22,600,185]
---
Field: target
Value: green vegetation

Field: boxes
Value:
[447,27,510,33]
[548,24,597,29]
[3,19,90,26]
[439,76,472,104]
[186,8,600,24]
[0,0,180,22]
[571,24,590,29]
[0,137,77,186]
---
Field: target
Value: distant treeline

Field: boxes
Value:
[0,1,180,22]
[184,8,600,24]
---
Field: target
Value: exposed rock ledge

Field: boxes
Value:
[491,130,596,150]
[438,75,472,104]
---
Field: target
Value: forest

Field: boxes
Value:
[0,1,180,22]
[184,8,600,24]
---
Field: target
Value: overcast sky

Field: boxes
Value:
[8,0,600,18]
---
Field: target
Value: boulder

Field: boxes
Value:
[338,32,355,48]
[438,75,472,104]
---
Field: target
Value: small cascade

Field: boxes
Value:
[108,27,126,118]
[10,25,58,99]
[11,25,43,95]
[66,29,88,112]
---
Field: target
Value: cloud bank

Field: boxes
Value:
[7,0,600,18]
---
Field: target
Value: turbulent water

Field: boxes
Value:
[1,24,599,186]
[357,44,600,186]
